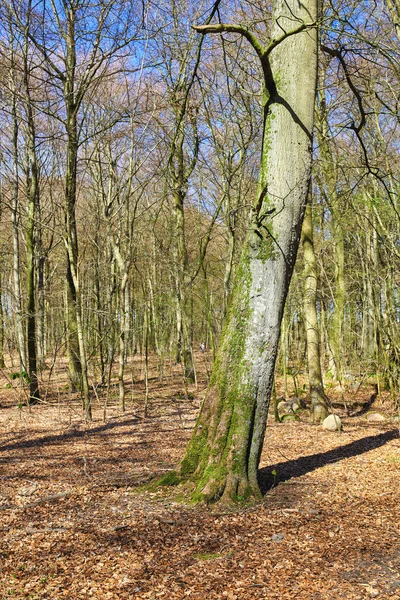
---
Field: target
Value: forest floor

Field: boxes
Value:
[0,353,400,600]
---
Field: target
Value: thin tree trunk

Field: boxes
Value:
[385,0,400,40]
[23,16,40,403]
[94,244,106,385]
[302,201,329,422]
[62,8,90,418]
[173,189,195,381]
[10,57,26,373]
[143,304,150,418]
[316,76,344,382]
[331,221,345,380]
[118,272,129,411]
[37,250,46,371]
[0,273,5,368]
[280,312,289,400]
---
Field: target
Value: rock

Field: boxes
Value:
[277,401,295,414]
[278,398,304,415]
[366,412,386,422]
[271,533,285,542]
[290,397,307,408]
[350,381,361,392]
[322,414,342,431]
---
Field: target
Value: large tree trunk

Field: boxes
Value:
[302,201,329,422]
[178,0,318,502]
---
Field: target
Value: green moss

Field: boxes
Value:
[180,425,208,478]
[194,552,222,560]
[255,235,275,263]
[197,463,227,495]
[157,471,181,486]
[174,237,268,502]
[281,413,300,422]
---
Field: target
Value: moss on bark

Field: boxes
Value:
[176,248,264,503]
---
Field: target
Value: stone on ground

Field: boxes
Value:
[366,412,386,422]
[322,414,342,431]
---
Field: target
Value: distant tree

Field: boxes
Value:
[302,198,329,422]
[6,0,147,418]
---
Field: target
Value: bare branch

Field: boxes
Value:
[264,22,317,56]
[193,23,265,62]
[321,44,366,133]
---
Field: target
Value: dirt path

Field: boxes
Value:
[1,368,399,599]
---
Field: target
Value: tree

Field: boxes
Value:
[6,0,146,418]
[7,25,27,374]
[172,0,318,502]
[21,2,41,403]
[302,198,329,421]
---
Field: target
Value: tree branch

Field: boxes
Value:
[321,44,366,133]
[193,23,265,62]
[264,22,317,55]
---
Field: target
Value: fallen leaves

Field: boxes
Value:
[1,362,400,599]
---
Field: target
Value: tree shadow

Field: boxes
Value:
[350,385,379,416]
[0,416,141,452]
[258,428,398,494]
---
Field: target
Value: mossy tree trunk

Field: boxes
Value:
[302,200,329,422]
[178,0,318,502]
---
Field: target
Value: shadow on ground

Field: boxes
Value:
[258,428,398,493]
[0,416,141,452]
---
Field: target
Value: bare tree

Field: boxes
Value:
[176,0,318,501]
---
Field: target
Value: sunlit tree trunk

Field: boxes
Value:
[9,44,26,373]
[0,271,5,369]
[178,0,318,502]
[173,184,195,381]
[23,10,41,403]
[315,80,344,382]
[302,200,329,422]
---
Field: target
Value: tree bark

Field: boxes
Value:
[10,52,26,373]
[63,6,91,417]
[0,272,5,368]
[23,12,40,403]
[302,200,329,422]
[315,78,344,382]
[178,0,318,502]
[173,186,195,382]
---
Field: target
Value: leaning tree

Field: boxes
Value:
[168,0,319,502]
